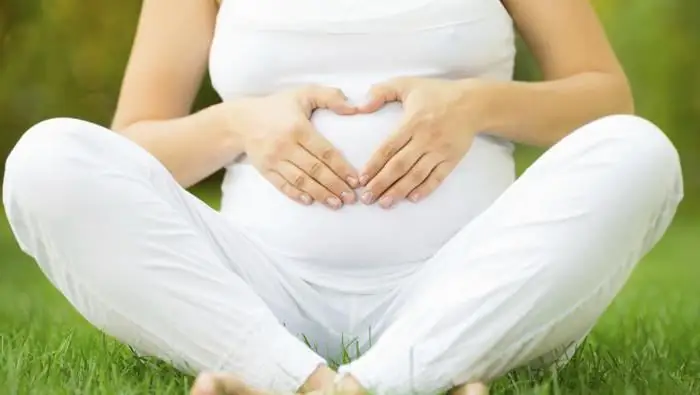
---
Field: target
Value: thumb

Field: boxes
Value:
[304,86,358,115]
[357,78,412,113]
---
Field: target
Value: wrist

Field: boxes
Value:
[211,100,250,155]
[455,78,502,133]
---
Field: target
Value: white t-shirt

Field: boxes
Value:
[209,0,517,272]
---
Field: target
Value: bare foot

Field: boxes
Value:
[333,374,368,395]
[190,369,367,395]
[448,382,489,395]
[191,365,338,395]
[298,364,337,393]
[190,372,269,395]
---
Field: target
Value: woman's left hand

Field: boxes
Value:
[356,77,488,209]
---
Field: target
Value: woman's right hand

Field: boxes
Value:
[225,86,360,209]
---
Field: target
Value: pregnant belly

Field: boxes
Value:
[220,103,515,267]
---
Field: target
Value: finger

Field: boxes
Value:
[289,146,356,204]
[359,121,413,186]
[378,152,444,209]
[356,84,397,113]
[356,78,412,113]
[305,86,357,115]
[362,143,424,205]
[296,125,360,188]
[277,160,343,210]
[264,170,313,206]
[408,161,456,203]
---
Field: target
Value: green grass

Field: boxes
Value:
[0,194,699,394]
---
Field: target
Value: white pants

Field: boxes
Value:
[3,115,683,394]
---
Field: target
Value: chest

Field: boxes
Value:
[209,0,515,98]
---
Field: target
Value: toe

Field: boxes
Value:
[192,372,268,395]
[191,373,219,395]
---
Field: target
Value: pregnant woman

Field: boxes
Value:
[3,0,683,394]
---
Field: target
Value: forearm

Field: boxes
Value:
[472,72,634,147]
[116,103,243,188]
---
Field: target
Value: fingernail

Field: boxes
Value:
[301,194,313,205]
[361,191,374,204]
[379,196,394,209]
[347,176,359,188]
[326,196,343,209]
[340,191,356,204]
[359,175,369,186]
[409,192,420,202]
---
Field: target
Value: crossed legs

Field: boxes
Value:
[4,115,682,394]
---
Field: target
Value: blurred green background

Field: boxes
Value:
[0,0,699,213]
[0,1,699,393]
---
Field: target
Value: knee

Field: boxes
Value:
[577,114,682,188]
[3,118,111,214]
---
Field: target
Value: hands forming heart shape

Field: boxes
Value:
[230,77,489,210]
